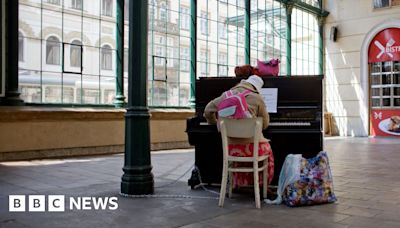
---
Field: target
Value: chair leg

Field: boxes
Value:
[253,163,261,209]
[219,162,228,207]
[228,171,233,198]
[263,160,268,199]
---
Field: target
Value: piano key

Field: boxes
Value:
[269,122,311,126]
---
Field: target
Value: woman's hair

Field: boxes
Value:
[234,65,253,79]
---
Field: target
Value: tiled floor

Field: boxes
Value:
[0,137,400,227]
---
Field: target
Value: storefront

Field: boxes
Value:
[368,28,400,137]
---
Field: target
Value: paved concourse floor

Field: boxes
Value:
[0,137,400,228]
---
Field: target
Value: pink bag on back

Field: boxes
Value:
[257,59,280,76]
[217,90,252,119]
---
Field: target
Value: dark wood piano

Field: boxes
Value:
[186,76,323,188]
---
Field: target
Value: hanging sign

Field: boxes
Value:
[368,28,400,63]
[370,110,400,137]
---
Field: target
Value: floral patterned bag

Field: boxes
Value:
[282,151,337,207]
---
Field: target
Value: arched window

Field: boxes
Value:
[70,40,82,68]
[46,36,60,65]
[71,0,83,10]
[101,44,112,70]
[102,0,113,16]
[18,32,24,62]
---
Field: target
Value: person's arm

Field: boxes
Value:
[203,96,221,124]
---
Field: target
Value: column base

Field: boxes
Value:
[114,95,126,108]
[121,171,154,195]
[0,95,24,106]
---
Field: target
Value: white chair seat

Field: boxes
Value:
[218,117,268,209]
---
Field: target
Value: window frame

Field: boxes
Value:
[370,61,400,109]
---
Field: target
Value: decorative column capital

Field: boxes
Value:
[317,15,325,27]
[286,2,294,15]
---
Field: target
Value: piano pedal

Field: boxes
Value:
[188,166,201,189]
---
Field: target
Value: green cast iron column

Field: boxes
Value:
[318,16,324,76]
[285,3,293,76]
[0,0,23,105]
[245,0,250,64]
[189,0,197,108]
[121,0,154,195]
[114,0,126,108]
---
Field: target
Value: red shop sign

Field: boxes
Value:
[370,110,400,137]
[368,28,400,63]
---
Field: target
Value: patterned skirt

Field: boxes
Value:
[228,142,274,187]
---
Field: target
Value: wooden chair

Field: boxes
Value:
[218,117,268,209]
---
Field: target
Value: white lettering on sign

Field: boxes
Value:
[375,39,400,59]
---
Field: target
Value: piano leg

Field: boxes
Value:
[188,166,201,189]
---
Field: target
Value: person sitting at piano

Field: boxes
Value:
[203,75,274,188]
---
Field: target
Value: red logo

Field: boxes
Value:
[369,28,400,63]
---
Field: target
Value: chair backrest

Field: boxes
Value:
[219,117,262,138]
[219,117,263,160]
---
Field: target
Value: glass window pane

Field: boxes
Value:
[63,74,81,104]
[63,14,82,42]
[20,71,42,103]
[19,5,41,40]
[371,62,381,73]
[382,74,391,84]
[42,9,62,39]
[393,73,400,84]
[371,75,380,85]
[372,98,380,107]
[42,72,62,103]
[382,98,391,106]
[372,88,380,96]
[167,82,179,106]
[394,98,400,106]
[383,87,391,96]
[43,37,62,72]
[394,87,400,96]
[393,61,400,72]
[82,75,100,104]
[179,83,190,106]
[101,77,115,104]
[382,61,391,72]
[83,46,100,76]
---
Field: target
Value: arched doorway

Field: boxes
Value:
[362,23,400,137]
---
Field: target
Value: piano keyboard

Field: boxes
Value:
[269,122,311,126]
[199,122,311,126]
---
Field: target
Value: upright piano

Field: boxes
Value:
[186,76,323,188]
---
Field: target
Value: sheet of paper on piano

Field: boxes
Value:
[260,88,278,113]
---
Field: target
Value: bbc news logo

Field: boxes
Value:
[9,195,118,212]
